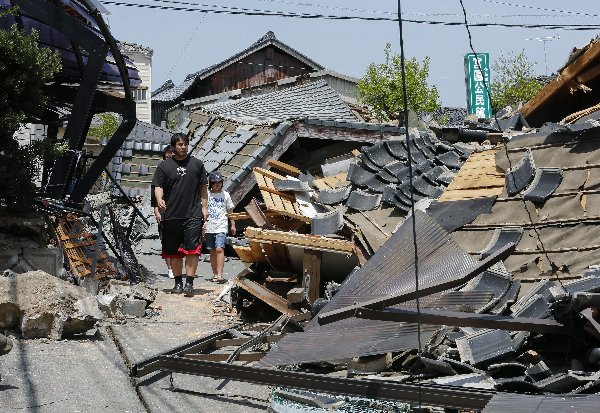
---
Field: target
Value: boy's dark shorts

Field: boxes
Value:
[160,218,202,258]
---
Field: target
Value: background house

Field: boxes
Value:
[120,42,153,123]
[151,31,325,126]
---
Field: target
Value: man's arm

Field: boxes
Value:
[154,186,166,211]
[200,183,208,220]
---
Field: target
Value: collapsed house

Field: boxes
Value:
[132,36,600,413]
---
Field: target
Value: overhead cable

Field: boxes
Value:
[99,1,600,30]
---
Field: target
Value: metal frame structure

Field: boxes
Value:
[132,328,496,411]
[10,0,137,205]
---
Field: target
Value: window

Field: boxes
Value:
[132,88,147,102]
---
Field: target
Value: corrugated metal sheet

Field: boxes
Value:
[258,210,480,367]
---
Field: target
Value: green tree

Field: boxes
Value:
[0,24,62,210]
[88,112,119,141]
[491,50,543,111]
[357,43,441,122]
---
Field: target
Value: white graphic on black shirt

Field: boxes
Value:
[176,166,186,177]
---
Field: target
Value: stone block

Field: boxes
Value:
[131,283,158,303]
[0,302,21,329]
[121,298,146,317]
[108,279,132,297]
[21,313,63,339]
[97,294,119,317]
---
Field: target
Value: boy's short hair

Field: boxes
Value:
[170,132,189,146]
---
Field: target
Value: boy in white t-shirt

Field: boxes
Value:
[203,171,235,283]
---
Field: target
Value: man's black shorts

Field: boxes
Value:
[160,218,202,258]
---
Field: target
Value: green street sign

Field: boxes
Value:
[464,53,492,119]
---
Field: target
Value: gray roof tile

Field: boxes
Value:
[201,80,358,123]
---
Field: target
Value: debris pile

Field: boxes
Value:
[0,270,103,339]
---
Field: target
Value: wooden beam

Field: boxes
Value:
[521,39,600,118]
[354,307,568,335]
[302,249,322,304]
[268,159,300,177]
[233,277,302,317]
[244,227,354,254]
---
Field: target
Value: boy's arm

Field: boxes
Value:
[227,207,236,236]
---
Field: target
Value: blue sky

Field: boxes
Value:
[101,0,600,107]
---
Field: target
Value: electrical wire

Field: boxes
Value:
[257,0,591,19]
[458,0,565,290]
[397,0,422,409]
[164,11,207,80]
[480,0,600,19]
[99,1,600,30]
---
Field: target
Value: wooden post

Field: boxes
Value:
[302,249,322,304]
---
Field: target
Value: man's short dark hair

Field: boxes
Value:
[170,132,189,146]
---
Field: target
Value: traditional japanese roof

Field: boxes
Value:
[200,80,358,124]
[152,31,324,103]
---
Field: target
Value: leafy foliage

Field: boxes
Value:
[357,43,441,122]
[0,24,62,210]
[88,113,119,140]
[491,50,543,111]
[0,24,62,136]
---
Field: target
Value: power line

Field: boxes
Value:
[257,0,595,19]
[100,1,600,30]
[480,0,600,18]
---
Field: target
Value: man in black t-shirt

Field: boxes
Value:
[152,133,208,296]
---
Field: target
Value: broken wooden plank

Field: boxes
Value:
[521,38,600,119]
[302,249,322,304]
[260,242,290,271]
[243,198,274,229]
[233,246,257,264]
[245,227,354,254]
[248,241,269,265]
[233,277,302,317]
[268,159,300,177]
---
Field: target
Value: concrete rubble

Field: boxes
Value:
[0,270,103,339]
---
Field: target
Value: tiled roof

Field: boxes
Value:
[447,122,600,282]
[152,31,324,103]
[200,80,359,123]
[151,79,175,98]
[102,121,172,199]
[127,120,172,144]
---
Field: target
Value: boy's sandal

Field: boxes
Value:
[211,277,227,284]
